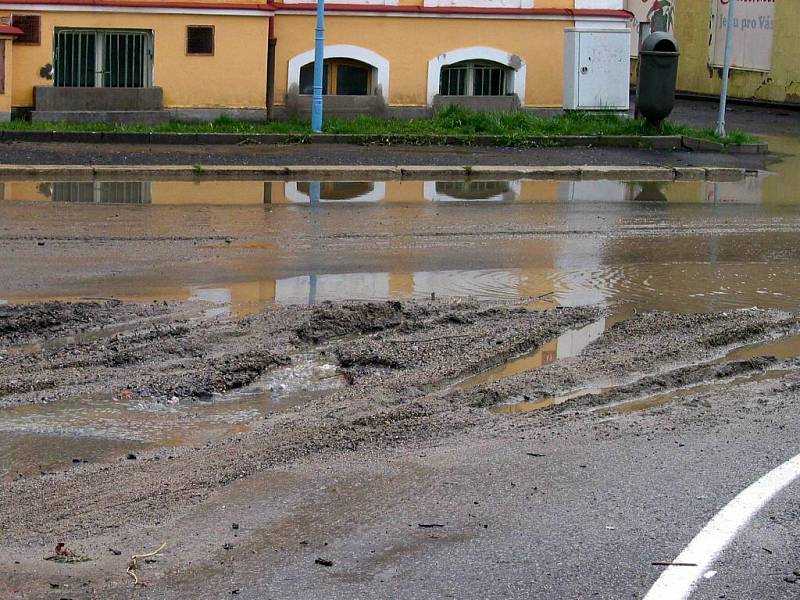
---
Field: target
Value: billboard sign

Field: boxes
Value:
[709,0,775,72]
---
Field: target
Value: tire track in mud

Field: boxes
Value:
[1,300,799,564]
[0,299,599,544]
[453,309,800,418]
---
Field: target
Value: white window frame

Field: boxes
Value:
[427,46,526,105]
[288,44,390,102]
[440,61,512,97]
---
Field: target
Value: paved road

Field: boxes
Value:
[127,366,800,600]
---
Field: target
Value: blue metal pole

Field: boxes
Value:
[311,0,325,133]
[715,0,736,138]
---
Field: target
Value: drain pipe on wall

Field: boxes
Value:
[266,15,276,119]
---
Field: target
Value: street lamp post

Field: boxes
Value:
[311,0,325,133]
[715,0,736,138]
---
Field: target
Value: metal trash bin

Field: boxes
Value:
[636,32,680,126]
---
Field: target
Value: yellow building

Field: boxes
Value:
[0,0,632,122]
[627,0,798,106]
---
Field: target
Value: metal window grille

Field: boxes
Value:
[439,65,468,96]
[473,64,507,96]
[11,15,40,45]
[439,62,510,97]
[186,26,214,55]
[50,181,152,204]
[54,29,153,88]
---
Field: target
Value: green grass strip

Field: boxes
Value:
[0,105,758,145]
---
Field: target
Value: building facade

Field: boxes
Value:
[0,0,632,121]
[627,0,798,106]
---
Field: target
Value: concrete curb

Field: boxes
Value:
[0,130,768,154]
[0,164,747,182]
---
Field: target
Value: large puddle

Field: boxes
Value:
[1,134,799,477]
[0,353,341,480]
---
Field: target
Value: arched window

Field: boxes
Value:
[439,60,513,97]
[296,181,375,201]
[298,59,373,96]
[435,181,513,201]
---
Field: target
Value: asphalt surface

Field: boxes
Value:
[116,370,800,600]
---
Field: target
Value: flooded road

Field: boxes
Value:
[0,146,799,318]
[2,130,800,600]
[1,137,799,474]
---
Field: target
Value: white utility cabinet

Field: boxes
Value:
[563,28,631,111]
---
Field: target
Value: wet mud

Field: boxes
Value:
[1,298,800,597]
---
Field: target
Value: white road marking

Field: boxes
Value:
[643,451,800,600]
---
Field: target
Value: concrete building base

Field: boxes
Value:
[432,95,521,112]
[285,94,389,119]
[0,112,10,122]
[34,86,164,111]
[167,108,268,122]
[31,110,170,124]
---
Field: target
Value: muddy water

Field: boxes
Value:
[494,331,800,417]
[1,136,800,476]
[0,353,341,480]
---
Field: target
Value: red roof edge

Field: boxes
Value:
[276,4,633,18]
[0,0,276,11]
[0,24,24,35]
[0,1,633,18]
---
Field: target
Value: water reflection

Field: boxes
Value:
[0,353,340,479]
[458,318,606,390]
[288,181,385,203]
[0,173,794,205]
[426,180,521,202]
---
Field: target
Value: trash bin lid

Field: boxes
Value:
[641,31,679,53]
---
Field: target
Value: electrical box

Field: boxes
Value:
[564,28,631,111]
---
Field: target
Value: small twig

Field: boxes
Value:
[316,372,342,380]
[127,542,167,586]
[531,291,555,300]
[388,334,472,344]
[651,561,698,567]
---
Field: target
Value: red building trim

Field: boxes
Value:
[276,5,633,18]
[0,0,273,11]
[0,0,633,19]
[0,24,25,35]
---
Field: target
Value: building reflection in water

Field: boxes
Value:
[425,180,521,202]
[0,174,782,205]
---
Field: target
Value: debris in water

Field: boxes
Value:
[418,523,445,528]
[651,561,698,567]
[44,543,90,564]
[315,558,333,567]
[126,541,167,586]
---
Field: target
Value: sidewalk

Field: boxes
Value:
[0,99,789,170]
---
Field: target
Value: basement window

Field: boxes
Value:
[49,181,152,204]
[435,181,513,200]
[298,59,372,95]
[54,29,153,88]
[187,26,214,55]
[296,181,375,201]
[439,60,512,97]
[12,15,41,45]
